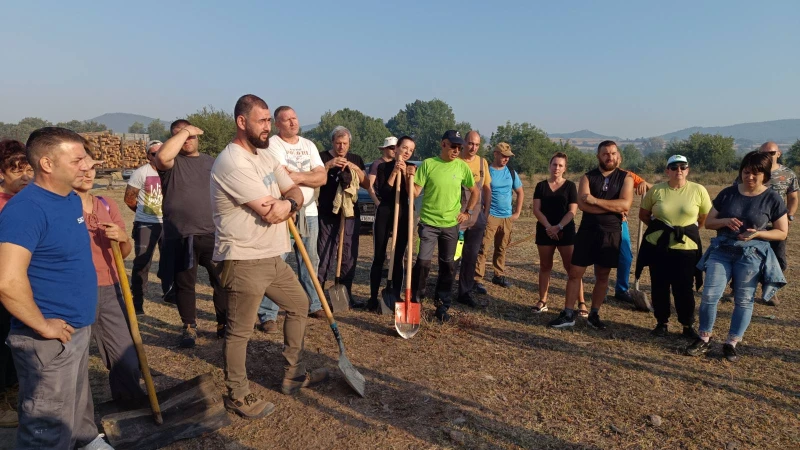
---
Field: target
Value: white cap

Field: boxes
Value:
[379,137,398,149]
[666,154,688,165]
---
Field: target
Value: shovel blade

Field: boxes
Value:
[630,281,652,312]
[380,286,398,315]
[395,300,421,339]
[338,353,366,397]
[327,284,350,313]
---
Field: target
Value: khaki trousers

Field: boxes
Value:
[220,257,309,400]
[475,215,514,280]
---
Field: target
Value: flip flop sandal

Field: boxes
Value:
[533,301,548,313]
[578,301,589,318]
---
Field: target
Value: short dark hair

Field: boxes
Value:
[25,127,85,172]
[597,140,617,153]
[550,151,568,165]
[0,139,28,172]
[739,150,773,184]
[170,119,192,135]
[396,135,415,149]
[234,94,269,121]
[273,106,294,121]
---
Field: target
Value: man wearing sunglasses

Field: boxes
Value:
[549,140,633,329]
[125,139,167,315]
[410,130,479,322]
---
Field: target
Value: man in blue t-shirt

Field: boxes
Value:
[475,143,524,288]
[0,127,109,449]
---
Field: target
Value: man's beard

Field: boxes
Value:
[599,159,618,171]
[246,127,269,149]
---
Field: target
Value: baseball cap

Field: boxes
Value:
[494,142,514,157]
[379,137,398,149]
[147,140,163,151]
[441,130,465,146]
[666,155,688,165]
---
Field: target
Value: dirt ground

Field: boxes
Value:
[82,179,798,450]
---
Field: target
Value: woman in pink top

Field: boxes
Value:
[75,155,145,402]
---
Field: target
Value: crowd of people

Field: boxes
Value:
[0,94,794,447]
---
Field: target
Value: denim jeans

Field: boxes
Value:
[258,215,322,323]
[698,246,761,343]
[615,220,632,293]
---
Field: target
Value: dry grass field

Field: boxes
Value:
[73,175,799,449]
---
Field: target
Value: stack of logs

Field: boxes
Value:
[80,132,148,169]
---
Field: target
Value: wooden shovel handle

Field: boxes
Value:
[110,241,163,425]
[335,213,345,278]
[405,173,414,290]
[387,180,401,281]
[288,218,336,325]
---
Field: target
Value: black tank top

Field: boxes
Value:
[582,167,628,231]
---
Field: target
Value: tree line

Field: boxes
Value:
[3,99,800,175]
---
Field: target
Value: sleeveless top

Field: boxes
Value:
[582,167,628,231]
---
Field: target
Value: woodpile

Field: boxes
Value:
[80,132,148,169]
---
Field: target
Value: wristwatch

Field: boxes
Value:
[790,215,795,222]
[281,196,299,213]
[557,223,563,231]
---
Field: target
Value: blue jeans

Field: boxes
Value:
[615,220,632,293]
[258,215,322,323]
[698,247,761,343]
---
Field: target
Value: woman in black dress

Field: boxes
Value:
[367,136,416,311]
[532,152,586,315]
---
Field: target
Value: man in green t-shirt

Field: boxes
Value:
[410,130,479,322]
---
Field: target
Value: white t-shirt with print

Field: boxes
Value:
[127,164,163,224]
[211,143,295,261]
[266,135,323,216]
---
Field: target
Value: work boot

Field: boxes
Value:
[434,306,451,323]
[309,309,327,320]
[491,275,512,288]
[179,324,197,348]
[651,323,668,337]
[281,368,331,395]
[224,393,275,420]
[457,292,478,308]
[473,283,488,295]
[258,320,279,334]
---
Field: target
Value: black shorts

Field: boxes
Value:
[571,226,621,268]
[535,222,576,246]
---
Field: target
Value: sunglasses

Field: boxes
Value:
[602,177,609,191]
[385,146,396,150]
[147,152,157,157]
[763,151,777,155]
[668,164,689,171]
[449,144,463,150]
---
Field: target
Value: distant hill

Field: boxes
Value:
[660,119,800,142]
[89,113,169,133]
[301,123,319,133]
[549,129,620,140]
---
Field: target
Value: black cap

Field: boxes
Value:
[441,130,465,146]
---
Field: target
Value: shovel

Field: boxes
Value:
[396,172,421,339]
[327,213,351,312]
[380,180,402,314]
[288,218,366,397]
[630,194,653,312]
[101,242,230,449]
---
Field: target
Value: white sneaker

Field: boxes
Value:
[79,433,115,450]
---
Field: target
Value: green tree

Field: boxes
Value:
[0,117,53,142]
[489,122,592,176]
[641,150,669,173]
[146,119,169,142]
[785,139,800,169]
[620,144,644,172]
[665,133,736,172]
[641,136,665,155]
[387,99,472,160]
[185,106,236,157]
[303,108,391,162]
[128,121,146,134]
[55,120,107,133]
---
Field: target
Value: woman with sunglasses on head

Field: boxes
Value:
[76,154,146,403]
[637,155,711,339]
[367,136,415,311]
[532,152,585,315]
[686,151,787,362]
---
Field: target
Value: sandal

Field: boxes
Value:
[533,300,548,313]
[578,301,589,318]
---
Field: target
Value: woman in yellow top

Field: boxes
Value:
[638,155,712,338]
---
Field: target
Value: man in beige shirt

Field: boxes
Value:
[211,94,328,420]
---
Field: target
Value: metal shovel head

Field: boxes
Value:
[380,284,397,315]
[395,301,421,339]
[631,280,652,312]
[327,282,350,313]
[338,351,366,397]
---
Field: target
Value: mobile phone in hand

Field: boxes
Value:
[741,230,757,239]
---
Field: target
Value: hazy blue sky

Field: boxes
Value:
[2,1,798,138]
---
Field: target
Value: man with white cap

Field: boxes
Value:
[367,137,398,207]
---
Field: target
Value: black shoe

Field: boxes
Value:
[491,276,512,288]
[614,290,634,304]
[722,343,739,362]
[651,323,668,337]
[473,283,488,295]
[162,285,176,304]
[134,306,145,316]
[366,298,379,312]
[434,306,451,323]
[548,310,576,328]
[587,311,608,330]
[179,324,197,348]
[682,326,700,340]
[350,299,367,309]
[685,338,711,356]
[457,293,477,308]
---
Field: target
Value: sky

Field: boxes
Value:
[1,1,799,138]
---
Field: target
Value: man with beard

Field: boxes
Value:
[410,130,480,322]
[366,137,397,207]
[155,120,226,348]
[317,126,367,307]
[549,140,633,329]
[212,94,327,419]
[257,106,328,333]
